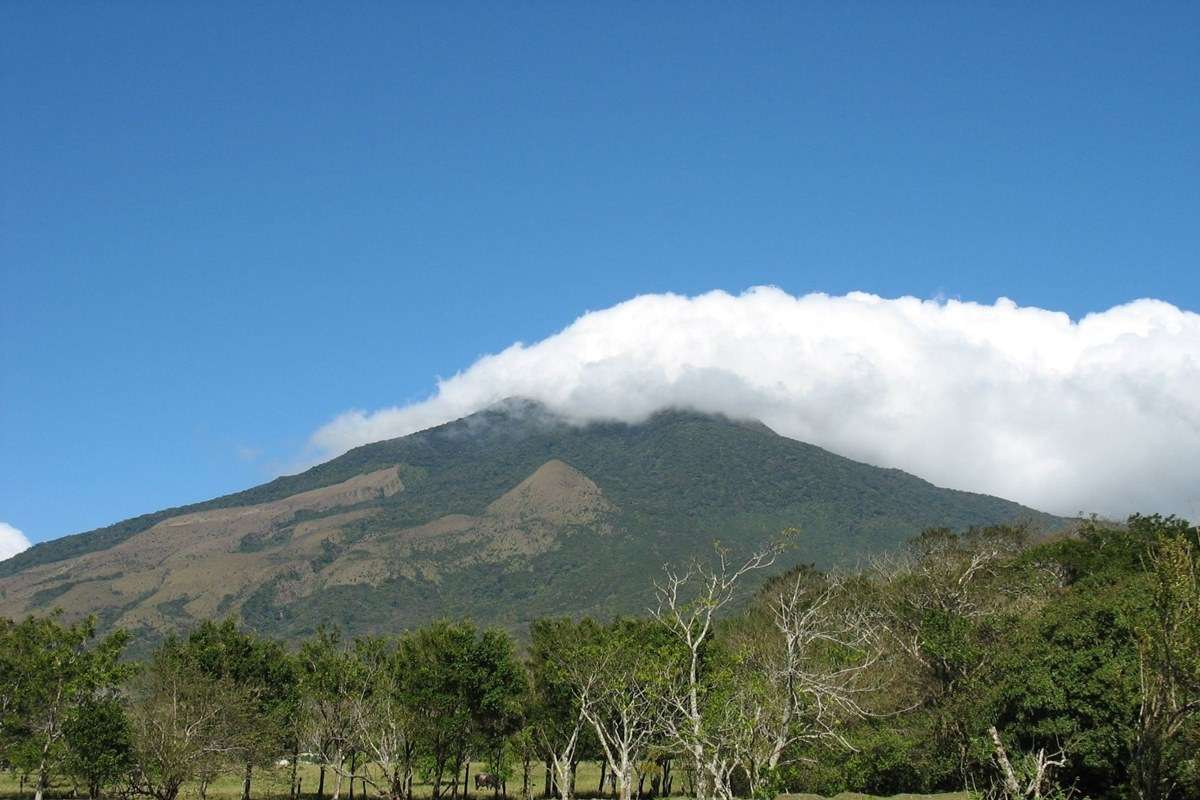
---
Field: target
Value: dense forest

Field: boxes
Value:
[1,515,1196,800]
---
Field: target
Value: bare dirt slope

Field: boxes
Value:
[0,460,614,637]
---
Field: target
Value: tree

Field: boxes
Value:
[873,526,1030,693]
[181,619,301,800]
[528,618,594,800]
[127,639,252,800]
[869,525,1041,785]
[508,719,539,800]
[63,696,134,800]
[1132,515,1200,800]
[987,565,1141,794]
[653,541,782,800]
[572,619,672,800]
[398,622,526,800]
[468,629,527,800]
[0,617,23,777]
[299,627,362,800]
[722,569,882,796]
[987,725,1069,800]
[0,613,130,800]
[403,622,476,799]
[346,636,419,800]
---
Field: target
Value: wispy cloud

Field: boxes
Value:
[310,288,1200,519]
[236,445,263,463]
[0,522,31,561]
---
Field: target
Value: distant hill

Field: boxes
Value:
[0,400,1063,643]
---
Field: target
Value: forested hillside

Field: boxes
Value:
[0,401,1059,643]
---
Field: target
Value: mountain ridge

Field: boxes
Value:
[0,400,1065,642]
[0,401,784,577]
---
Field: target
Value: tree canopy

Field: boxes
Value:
[1,514,1197,800]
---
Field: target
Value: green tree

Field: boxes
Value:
[399,622,525,800]
[63,696,134,799]
[181,619,301,800]
[469,629,526,799]
[401,623,472,799]
[346,636,419,800]
[866,526,1037,788]
[0,613,130,800]
[507,720,540,800]
[298,627,362,800]
[571,618,675,800]
[127,638,252,800]
[528,618,594,800]
[988,571,1142,794]
[1132,515,1200,800]
[0,617,20,768]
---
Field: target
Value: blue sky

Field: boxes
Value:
[2,3,1198,545]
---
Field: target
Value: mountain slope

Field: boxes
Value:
[0,400,1063,642]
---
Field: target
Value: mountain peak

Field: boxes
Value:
[468,398,773,436]
[0,398,1062,642]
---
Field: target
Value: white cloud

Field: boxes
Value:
[311,288,1200,519]
[0,522,31,562]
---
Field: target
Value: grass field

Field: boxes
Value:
[0,763,974,800]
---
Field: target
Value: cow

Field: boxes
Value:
[474,773,500,791]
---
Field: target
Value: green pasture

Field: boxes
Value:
[0,764,973,800]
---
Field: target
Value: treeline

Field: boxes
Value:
[1,515,1197,800]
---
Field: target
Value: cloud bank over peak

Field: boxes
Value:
[311,288,1200,519]
[0,523,31,562]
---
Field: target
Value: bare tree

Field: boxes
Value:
[725,571,882,796]
[298,630,361,800]
[869,526,1031,693]
[529,619,594,800]
[540,691,588,800]
[987,726,1069,800]
[344,639,419,800]
[652,541,782,800]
